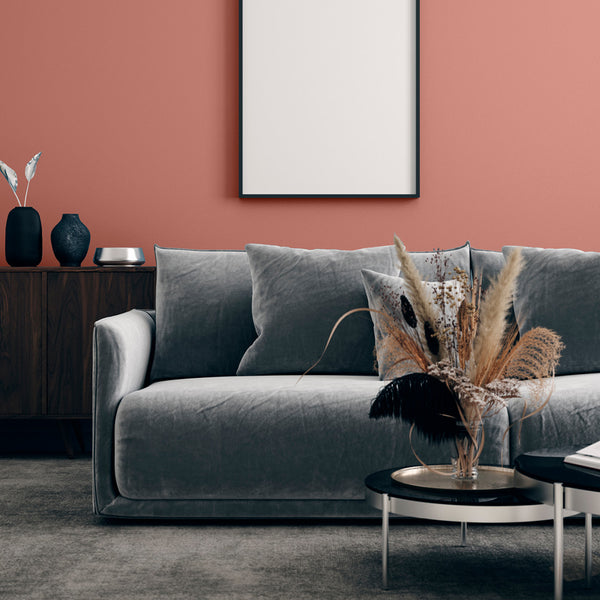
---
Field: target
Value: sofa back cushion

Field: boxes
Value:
[470,248,505,291]
[503,245,600,376]
[150,246,256,381]
[471,247,518,332]
[237,242,471,376]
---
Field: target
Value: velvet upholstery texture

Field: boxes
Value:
[237,244,398,375]
[237,242,471,376]
[97,497,381,520]
[504,245,600,375]
[92,309,156,515]
[507,373,600,461]
[151,246,256,381]
[470,247,518,331]
[470,248,505,291]
[113,375,510,502]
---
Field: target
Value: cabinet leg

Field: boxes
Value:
[57,420,76,458]
[71,420,86,453]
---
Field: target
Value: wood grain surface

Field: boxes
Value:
[0,267,155,418]
[0,272,44,415]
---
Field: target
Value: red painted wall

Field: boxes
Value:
[2,0,600,266]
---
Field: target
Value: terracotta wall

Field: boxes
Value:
[2,0,600,266]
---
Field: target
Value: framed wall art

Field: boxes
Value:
[239,0,420,198]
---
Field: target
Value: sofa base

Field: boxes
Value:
[96,497,382,520]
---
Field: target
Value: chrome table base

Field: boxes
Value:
[366,467,555,591]
[516,470,597,600]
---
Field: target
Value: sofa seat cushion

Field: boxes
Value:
[508,373,600,461]
[114,375,509,501]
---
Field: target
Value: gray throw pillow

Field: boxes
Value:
[237,242,471,375]
[150,246,256,381]
[503,245,600,376]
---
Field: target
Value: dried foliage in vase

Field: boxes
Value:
[0,152,42,206]
[369,236,563,470]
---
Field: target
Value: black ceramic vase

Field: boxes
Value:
[5,206,43,267]
[50,213,90,267]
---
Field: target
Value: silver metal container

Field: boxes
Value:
[93,247,145,266]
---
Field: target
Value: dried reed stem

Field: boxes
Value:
[456,274,480,370]
[377,307,432,377]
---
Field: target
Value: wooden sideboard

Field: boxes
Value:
[0,267,155,419]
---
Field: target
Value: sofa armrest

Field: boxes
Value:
[92,308,156,514]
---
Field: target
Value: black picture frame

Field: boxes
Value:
[239,0,420,199]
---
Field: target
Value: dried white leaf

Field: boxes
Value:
[25,152,42,182]
[0,160,18,193]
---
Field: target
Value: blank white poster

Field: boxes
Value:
[240,0,419,197]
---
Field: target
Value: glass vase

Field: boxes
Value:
[451,420,482,481]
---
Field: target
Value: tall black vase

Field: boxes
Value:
[5,206,43,267]
[50,213,90,267]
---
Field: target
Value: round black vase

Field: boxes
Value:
[5,206,43,267]
[50,214,90,267]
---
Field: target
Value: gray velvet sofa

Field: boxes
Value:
[92,243,600,519]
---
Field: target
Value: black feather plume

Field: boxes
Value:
[369,373,460,442]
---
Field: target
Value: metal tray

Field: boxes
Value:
[391,465,516,494]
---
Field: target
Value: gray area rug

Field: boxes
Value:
[0,457,599,599]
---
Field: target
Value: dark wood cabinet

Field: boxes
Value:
[0,267,155,418]
[0,272,44,416]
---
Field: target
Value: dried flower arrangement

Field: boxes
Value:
[368,236,563,478]
[0,152,42,206]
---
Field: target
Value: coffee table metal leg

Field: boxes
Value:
[460,522,468,546]
[382,493,390,589]
[554,482,564,600]
[585,512,592,588]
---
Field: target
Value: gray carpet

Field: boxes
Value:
[0,457,599,599]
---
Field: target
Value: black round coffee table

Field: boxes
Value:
[365,466,554,589]
[515,447,600,600]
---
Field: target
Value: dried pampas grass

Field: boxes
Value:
[394,235,445,361]
[368,237,562,447]
[503,327,563,381]
[472,248,523,386]
[304,235,563,451]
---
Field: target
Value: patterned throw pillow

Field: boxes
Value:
[362,269,464,380]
